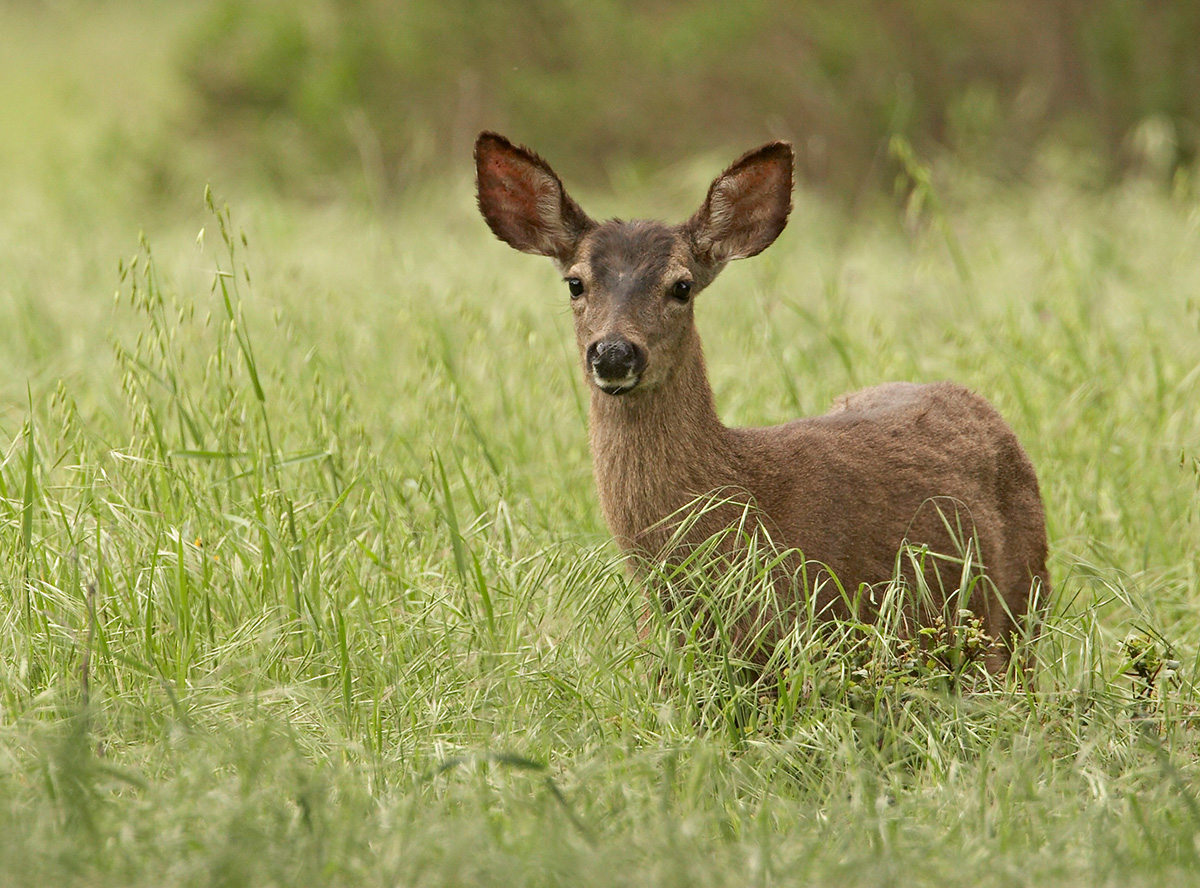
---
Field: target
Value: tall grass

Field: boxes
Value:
[2,151,1200,884]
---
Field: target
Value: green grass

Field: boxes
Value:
[5,6,1200,887]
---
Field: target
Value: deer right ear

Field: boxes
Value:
[475,132,595,262]
[685,141,794,265]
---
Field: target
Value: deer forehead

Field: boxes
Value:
[568,221,693,297]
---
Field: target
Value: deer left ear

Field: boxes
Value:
[475,132,595,263]
[685,142,793,265]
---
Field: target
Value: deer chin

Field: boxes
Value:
[592,371,641,395]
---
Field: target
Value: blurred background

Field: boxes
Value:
[181,0,1200,194]
[3,0,1198,212]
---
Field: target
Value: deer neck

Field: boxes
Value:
[587,338,742,554]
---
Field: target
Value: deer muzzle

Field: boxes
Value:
[586,338,646,395]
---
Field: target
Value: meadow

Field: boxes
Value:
[3,5,1200,887]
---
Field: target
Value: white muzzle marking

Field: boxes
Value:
[592,370,640,395]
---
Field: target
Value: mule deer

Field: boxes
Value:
[475,132,1049,671]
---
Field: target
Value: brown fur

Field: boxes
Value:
[475,132,1050,671]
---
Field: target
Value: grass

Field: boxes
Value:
[4,6,1200,887]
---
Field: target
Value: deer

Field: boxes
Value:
[474,131,1049,673]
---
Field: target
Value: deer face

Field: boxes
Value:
[475,132,794,397]
[564,221,703,395]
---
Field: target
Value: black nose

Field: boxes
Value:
[586,338,646,381]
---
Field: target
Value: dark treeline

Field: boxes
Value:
[182,0,1200,195]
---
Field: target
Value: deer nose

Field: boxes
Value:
[586,338,646,393]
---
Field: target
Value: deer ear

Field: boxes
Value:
[475,132,595,262]
[686,142,793,264]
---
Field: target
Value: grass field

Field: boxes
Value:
[4,5,1200,886]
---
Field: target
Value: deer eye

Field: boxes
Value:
[565,277,584,299]
[670,280,693,302]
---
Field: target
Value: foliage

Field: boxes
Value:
[179,0,1200,195]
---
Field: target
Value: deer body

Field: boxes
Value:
[475,132,1049,669]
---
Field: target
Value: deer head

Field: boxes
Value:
[475,132,794,397]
